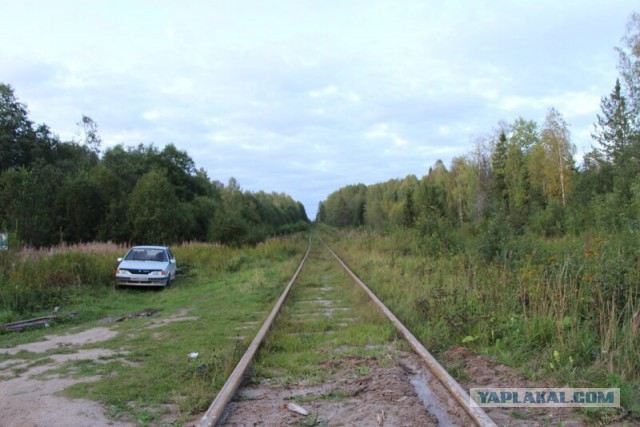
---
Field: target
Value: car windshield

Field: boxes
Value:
[125,248,167,262]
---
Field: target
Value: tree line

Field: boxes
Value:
[318,13,640,253]
[0,86,308,247]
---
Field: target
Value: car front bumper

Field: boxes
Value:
[116,275,169,287]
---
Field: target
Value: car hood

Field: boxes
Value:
[118,260,169,270]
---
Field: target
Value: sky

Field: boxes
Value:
[1,1,637,218]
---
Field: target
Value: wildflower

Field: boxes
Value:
[553,350,560,363]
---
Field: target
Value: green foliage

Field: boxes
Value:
[0,84,308,247]
[208,180,308,246]
[0,84,55,171]
[319,184,367,227]
[0,166,61,247]
[471,214,510,261]
[128,170,190,244]
[57,171,107,243]
[527,200,566,237]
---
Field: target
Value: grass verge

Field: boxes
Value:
[0,235,308,425]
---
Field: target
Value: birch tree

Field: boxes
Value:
[539,108,575,207]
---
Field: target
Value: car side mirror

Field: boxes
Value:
[117,257,123,262]
[170,259,176,264]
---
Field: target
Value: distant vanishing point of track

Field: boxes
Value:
[198,235,496,427]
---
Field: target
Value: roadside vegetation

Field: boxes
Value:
[322,227,639,420]
[0,242,126,323]
[0,234,308,425]
[317,14,640,420]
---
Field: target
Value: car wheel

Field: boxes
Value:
[166,276,172,287]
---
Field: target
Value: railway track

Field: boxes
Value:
[199,236,496,426]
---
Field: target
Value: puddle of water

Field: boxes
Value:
[410,371,458,427]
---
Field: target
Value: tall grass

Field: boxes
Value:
[323,228,639,416]
[0,236,306,324]
[0,242,127,322]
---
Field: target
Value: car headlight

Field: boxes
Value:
[116,269,130,274]
[150,270,166,276]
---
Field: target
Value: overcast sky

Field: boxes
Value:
[1,1,636,217]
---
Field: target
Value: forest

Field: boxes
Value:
[0,87,309,247]
[318,13,640,249]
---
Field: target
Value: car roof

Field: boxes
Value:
[129,246,170,250]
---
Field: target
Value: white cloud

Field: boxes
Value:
[497,91,602,119]
[365,123,408,147]
[160,78,194,96]
[239,143,277,152]
[309,85,338,98]
[165,24,177,41]
[206,132,233,143]
[308,84,361,103]
[103,129,148,148]
[142,110,161,121]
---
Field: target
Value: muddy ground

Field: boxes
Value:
[216,350,471,427]
[439,346,607,427]
[203,346,603,427]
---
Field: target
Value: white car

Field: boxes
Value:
[116,246,177,287]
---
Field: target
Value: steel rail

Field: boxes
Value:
[321,238,497,427]
[198,240,311,427]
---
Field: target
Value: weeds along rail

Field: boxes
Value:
[199,236,495,427]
